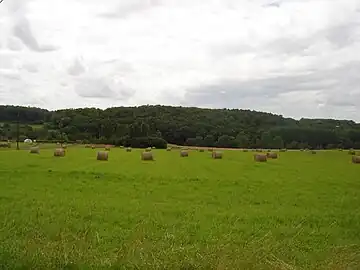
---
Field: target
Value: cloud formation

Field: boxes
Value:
[0,0,359,121]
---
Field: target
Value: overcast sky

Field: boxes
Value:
[0,0,360,121]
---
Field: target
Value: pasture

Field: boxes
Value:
[0,146,359,269]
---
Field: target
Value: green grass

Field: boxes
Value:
[0,147,360,269]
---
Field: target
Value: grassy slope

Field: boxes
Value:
[0,147,359,269]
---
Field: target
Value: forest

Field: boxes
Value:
[0,105,360,149]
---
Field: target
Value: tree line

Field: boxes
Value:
[0,105,360,149]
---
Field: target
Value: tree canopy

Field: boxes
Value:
[0,105,359,149]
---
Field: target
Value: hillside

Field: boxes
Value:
[0,105,360,149]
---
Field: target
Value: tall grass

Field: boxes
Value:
[0,148,359,269]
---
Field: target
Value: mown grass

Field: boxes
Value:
[0,147,360,269]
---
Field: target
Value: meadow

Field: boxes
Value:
[0,146,359,269]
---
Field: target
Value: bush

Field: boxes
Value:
[123,137,167,149]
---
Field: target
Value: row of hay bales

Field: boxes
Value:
[29,144,360,164]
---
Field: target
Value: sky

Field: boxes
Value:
[0,0,360,121]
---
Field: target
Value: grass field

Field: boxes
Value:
[0,147,360,269]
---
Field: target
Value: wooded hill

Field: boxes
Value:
[1,105,360,149]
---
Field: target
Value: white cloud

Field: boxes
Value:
[0,0,359,121]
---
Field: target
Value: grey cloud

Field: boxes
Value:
[13,18,57,52]
[75,77,135,100]
[22,63,38,73]
[0,72,21,81]
[213,20,360,58]
[68,58,86,76]
[99,0,161,19]
[263,1,281,8]
[182,62,360,117]
[7,37,23,51]
[0,53,15,70]
[324,22,360,49]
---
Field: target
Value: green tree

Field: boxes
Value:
[272,136,284,149]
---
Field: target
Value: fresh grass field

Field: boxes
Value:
[0,147,360,269]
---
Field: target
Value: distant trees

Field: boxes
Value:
[0,105,360,149]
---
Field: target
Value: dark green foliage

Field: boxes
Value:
[0,105,360,149]
[123,136,167,149]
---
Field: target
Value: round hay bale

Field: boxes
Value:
[180,150,189,157]
[212,151,223,159]
[54,148,65,157]
[145,147,152,152]
[105,145,111,151]
[97,151,108,161]
[352,156,360,164]
[126,147,132,152]
[0,142,11,148]
[30,147,39,154]
[267,152,278,159]
[141,151,154,161]
[349,150,356,155]
[254,154,267,162]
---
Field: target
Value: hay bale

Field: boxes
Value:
[311,150,317,154]
[0,142,11,148]
[91,145,96,149]
[97,151,108,161]
[126,147,132,152]
[349,150,356,155]
[145,147,152,152]
[254,154,267,162]
[180,150,189,157]
[120,146,124,149]
[267,152,278,159]
[212,151,223,159]
[352,156,360,164]
[105,145,111,151]
[54,148,65,157]
[208,148,213,152]
[166,147,172,151]
[141,151,154,161]
[30,147,39,154]
[85,144,91,148]
[61,144,67,149]
[152,147,156,149]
